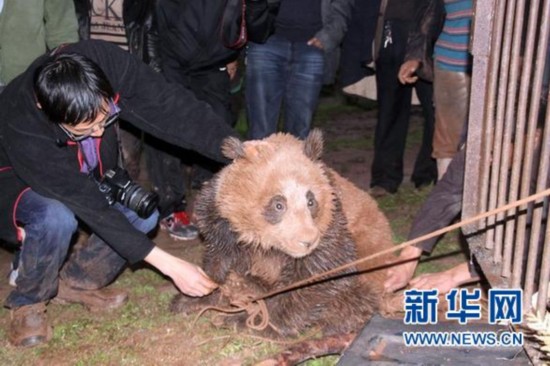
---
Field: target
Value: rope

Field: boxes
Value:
[194,289,275,332]
[253,187,550,302]
[196,187,550,331]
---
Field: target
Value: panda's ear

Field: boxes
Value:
[221,136,245,160]
[222,137,274,161]
[304,128,324,161]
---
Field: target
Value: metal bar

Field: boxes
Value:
[537,198,550,316]
[501,0,527,278]
[476,0,504,249]
[512,0,543,289]
[492,0,517,265]
[522,0,550,309]
[463,0,502,251]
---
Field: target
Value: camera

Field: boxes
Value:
[98,168,159,218]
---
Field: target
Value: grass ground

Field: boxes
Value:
[0,93,466,365]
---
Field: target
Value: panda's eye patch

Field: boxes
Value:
[263,195,287,224]
[306,191,319,218]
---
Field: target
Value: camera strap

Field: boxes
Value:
[114,123,126,170]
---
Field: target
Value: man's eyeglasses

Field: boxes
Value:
[59,99,121,142]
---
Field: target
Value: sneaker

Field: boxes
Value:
[9,267,18,287]
[9,302,52,347]
[159,212,199,241]
[53,281,128,313]
[8,251,21,287]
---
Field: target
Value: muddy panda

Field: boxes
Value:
[171,129,395,337]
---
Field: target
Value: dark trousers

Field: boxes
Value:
[144,67,232,217]
[6,190,158,308]
[371,20,437,192]
[408,148,465,252]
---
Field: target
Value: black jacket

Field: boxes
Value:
[245,0,280,44]
[156,0,240,74]
[404,0,445,82]
[0,40,236,263]
[73,0,161,72]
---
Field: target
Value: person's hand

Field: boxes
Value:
[398,60,421,84]
[144,247,218,297]
[384,246,423,293]
[307,37,324,50]
[409,262,474,294]
[226,60,238,81]
[169,259,218,296]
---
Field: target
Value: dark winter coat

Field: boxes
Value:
[0,40,236,262]
[403,0,445,82]
[155,0,240,74]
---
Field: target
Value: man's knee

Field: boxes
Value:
[41,201,78,237]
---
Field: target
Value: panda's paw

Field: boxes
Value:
[169,291,222,315]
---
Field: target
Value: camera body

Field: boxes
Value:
[98,167,159,218]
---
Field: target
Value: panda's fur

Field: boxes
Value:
[171,130,395,337]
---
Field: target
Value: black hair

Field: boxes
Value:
[33,53,114,126]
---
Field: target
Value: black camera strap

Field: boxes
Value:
[114,123,126,170]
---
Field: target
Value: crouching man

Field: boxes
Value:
[0,40,234,347]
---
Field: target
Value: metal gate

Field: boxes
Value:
[463,0,550,320]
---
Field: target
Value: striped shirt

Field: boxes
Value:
[434,0,473,72]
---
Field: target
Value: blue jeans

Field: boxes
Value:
[6,190,158,308]
[245,34,325,140]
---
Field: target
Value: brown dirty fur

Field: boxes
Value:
[171,130,396,338]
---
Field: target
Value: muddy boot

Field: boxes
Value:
[9,302,52,347]
[53,281,128,313]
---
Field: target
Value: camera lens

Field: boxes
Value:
[123,184,159,218]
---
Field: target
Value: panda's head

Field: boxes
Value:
[215,130,335,258]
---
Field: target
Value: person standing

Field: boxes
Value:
[245,0,354,140]
[399,0,473,179]
[148,0,242,240]
[368,0,440,197]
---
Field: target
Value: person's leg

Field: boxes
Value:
[246,36,289,139]
[185,69,232,187]
[60,204,159,290]
[6,189,78,347]
[408,148,466,251]
[6,190,78,308]
[144,137,187,219]
[118,121,143,182]
[411,79,437,188]
[433,68,471,179]
[370,20,413,193]
[283,42,325,139]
